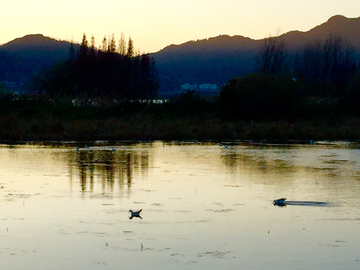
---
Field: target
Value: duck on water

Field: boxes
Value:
[273,198,287,206]
[273,198,331,207]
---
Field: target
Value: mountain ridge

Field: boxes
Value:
[279,15,360,49]
[0,34,77,83]
[152,15,360,90]
[1,15,360,92]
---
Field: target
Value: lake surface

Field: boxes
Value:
[1,141,360,269]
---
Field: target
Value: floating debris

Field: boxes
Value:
[198,251,230,258]
[151,203,163,206]
[207,208,235,213]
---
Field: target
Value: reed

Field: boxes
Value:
[2,110,360,142]
[2,95,360,142]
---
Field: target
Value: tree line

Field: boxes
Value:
[30,33,159,101]
[220,34,360,121]
[12,32,360,124]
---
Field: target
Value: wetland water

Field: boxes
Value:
[1,141,360,269]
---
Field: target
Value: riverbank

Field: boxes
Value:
[2,111,360,142]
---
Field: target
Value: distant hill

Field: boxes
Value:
[152,15,360,93]
[0,34,74,84]
[152,35,261,87]
[280,15,360,50]
[1,15,360,94]
[152,35,259,91]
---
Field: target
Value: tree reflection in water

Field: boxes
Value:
[67,145,150,196]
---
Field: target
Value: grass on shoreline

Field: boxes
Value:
[1,111,360,142]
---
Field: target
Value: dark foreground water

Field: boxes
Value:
[1,141,360,269]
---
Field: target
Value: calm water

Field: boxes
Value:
[1,141,360,270]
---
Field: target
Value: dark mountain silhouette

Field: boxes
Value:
[0,34,75,84]
[152,35,259,90]
[152,35,261,90]
[1,15,360,94]
[152,15,360,92]
[280,15,360,50]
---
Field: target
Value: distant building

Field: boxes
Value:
[179,83,219,96]
[198,84,218,90]
[3,81,18,88]
[181,83,198,91]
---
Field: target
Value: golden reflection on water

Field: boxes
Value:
[60,141,360,211]
[2,141,360,203]
[1,142,360,269]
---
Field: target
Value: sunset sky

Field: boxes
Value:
[1,0,359,53]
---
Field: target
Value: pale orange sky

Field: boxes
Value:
[1,0,359,53]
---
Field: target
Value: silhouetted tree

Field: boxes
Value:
[79,33,89,60]
[90,35,96,56]
[256,37,285,75]
[108,34,117,53]
[219,74,301,121]
[139,54,159,99]
[118,32,127,56]
[127,37,134,58]
[294,34,357,96]
[101,36,107,52]
[31,33,159,101]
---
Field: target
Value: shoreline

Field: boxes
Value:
[1,114,360,143]
[0,139,357,147]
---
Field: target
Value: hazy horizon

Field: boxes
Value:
[1,0,359,53]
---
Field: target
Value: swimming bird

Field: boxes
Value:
[273,198,287,206]
[129,209,142,219]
